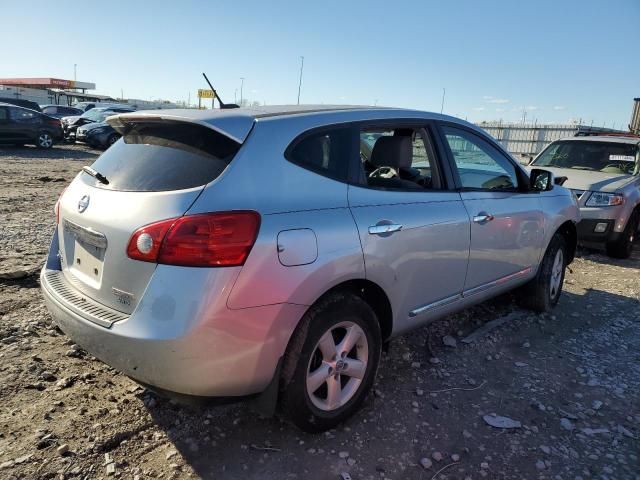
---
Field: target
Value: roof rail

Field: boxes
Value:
[574,131,640,138]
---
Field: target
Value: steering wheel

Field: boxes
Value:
[369,166,397,179]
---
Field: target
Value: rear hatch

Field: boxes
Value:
[56,118,246,314]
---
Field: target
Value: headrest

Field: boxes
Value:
[370,136,412,169]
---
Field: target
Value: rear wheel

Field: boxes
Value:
[518,233,567,313]
[36,132,54,149]
[280,293,381,433]
[606,210,638,259]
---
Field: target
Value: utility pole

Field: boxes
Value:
[74,64,77,82]
[240,77,245,106]
[297,56,304,105]
[440,88,446,114]
[120,88,123,100]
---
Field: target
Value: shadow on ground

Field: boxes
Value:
[140,281,639,479]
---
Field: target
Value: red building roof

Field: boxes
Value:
[0,78,95,90]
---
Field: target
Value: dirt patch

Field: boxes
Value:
[1,145,639,479]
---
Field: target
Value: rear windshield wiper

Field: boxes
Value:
[82,166,109,185]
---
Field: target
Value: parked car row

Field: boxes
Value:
[0,98,137,149]
[61,104,135,148]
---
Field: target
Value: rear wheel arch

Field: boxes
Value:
[281,278,393,373]
[320,279,393,342]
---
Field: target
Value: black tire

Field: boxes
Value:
[518,233,567,313]
[106,134,119,147]
[280,292,381,433]
[606,210,639,259]
[35,131,54,149]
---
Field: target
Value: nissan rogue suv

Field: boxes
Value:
[531,134,640,258]
[41,106,579,432]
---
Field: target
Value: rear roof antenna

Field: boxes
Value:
[202,73,239,109]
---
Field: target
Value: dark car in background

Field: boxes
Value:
[62,105,135,140]
[41,105,84,119]
[76,121,120,149]
[0,97,41,112]
[0,103,63,148]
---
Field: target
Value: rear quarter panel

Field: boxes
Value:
[188,119,366,310]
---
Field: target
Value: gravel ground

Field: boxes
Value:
[1,145,639,480]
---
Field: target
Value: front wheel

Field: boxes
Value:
[106,133,119,147]
[518,233,567,313]
[606,210,638,259]
[280,293,381,433]
[35,132,54,149]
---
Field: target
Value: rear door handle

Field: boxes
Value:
[368,224,403,235]
[473,213,495,224]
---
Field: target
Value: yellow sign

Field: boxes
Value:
[198,89,215,99]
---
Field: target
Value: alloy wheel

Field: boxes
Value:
[306,321,368,411]
[549,249,564,299]
[38,133,53,148]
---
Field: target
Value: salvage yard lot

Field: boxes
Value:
[1,145,639,480]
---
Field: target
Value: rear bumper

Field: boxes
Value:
[40,264,306,398]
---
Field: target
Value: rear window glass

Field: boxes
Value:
[81,121,240,192]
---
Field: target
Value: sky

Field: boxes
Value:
[2,0,639,127]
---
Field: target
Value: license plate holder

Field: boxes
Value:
[63,219,107,287]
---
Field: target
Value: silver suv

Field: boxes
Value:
[41,106,579,432]
[531,134,640,258]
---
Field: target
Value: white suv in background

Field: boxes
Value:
[531,134,640,258]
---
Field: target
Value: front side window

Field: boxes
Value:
[533,140,638,175]
[443,126,518,190]
[359,127,442,190]
[287,127,352,181]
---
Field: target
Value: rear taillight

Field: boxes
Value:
[127,211,260,267]
[54,187,68,224]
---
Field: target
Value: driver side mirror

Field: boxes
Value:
[529,168,554,191]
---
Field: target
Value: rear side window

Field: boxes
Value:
[82,121,240,192]
[10,108,36,120]
[286,127,352,181]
